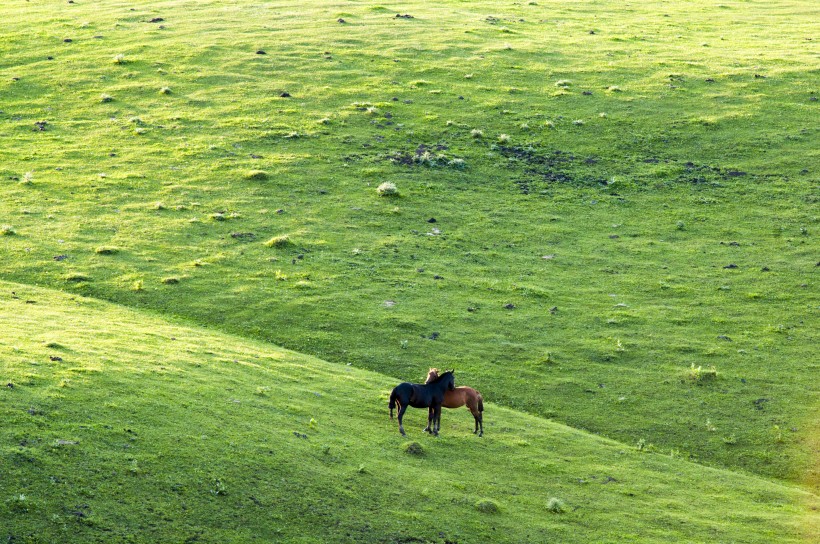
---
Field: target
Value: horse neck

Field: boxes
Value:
[431,374,452,392]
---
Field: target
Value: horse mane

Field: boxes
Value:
[427,368,452,383]
[426,368,441,383]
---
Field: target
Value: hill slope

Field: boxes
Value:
[0,0,817,489]
[1,281,817,543]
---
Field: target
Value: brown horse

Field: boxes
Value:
[425,368,484,437]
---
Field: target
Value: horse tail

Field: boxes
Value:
[389,388,397,419]
[477,393,484,414]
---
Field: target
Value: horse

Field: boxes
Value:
[425,368,484,437]
[389,370,455,436]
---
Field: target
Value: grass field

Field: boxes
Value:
[1,0,818,541]
[1,281,817,542]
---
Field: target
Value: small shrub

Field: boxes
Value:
[470,128,484,138]
[376,182,399,196]
[497,133,511,144]
[0,225,16,236]
[474,499,500,514]
[244,170,269,181]
[264,235,292,248]
[401,441,424,455]
[546,497,565,513]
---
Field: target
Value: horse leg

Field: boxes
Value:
[425,406,434,433]
[469,403,481,435]
[397,402,407,436]
[433,405,441,436]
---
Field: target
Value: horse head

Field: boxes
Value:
[443,369,455,391]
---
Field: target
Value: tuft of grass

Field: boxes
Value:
[688,364,718,383]
[159,86,172,95]
[401,441,424,455]
[244,170,269,181]
[94,246,119,255]
[161,277,180,285]
[546,497,565,513]
[376,182,399,196]
[100,93,114,103]
[0,225,16,236]
[264,235,292,248]
[475,499,500,514]
[64,272,91,282]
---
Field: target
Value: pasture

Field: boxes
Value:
[1,0,817,541]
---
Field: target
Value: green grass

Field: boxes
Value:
[0,281,817,542]
[0,0,818,540]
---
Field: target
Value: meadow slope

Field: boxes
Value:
[0,0,817,499]
[1,281,818,543]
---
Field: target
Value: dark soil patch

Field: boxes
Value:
[496,145,607,192]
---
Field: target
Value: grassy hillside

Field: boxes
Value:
[0,0,817,516]
[1,281,817,543]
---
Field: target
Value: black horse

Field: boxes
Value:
[389,370,455,436]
